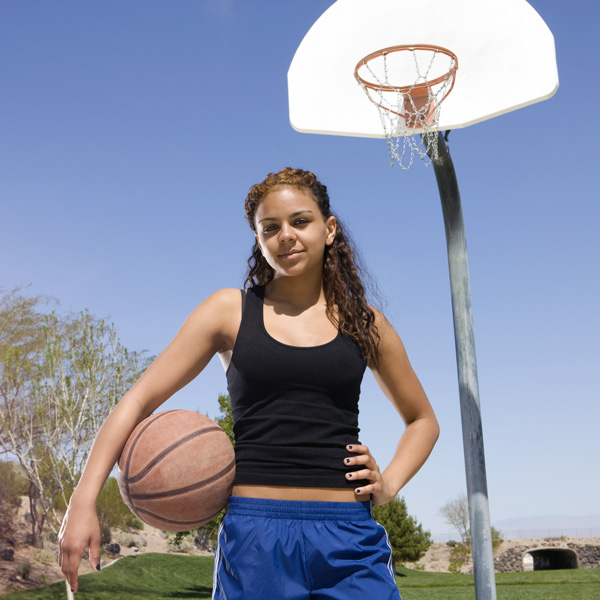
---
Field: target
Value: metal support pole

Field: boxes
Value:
[424,132,497,600]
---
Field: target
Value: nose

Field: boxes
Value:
[278,224,295,243]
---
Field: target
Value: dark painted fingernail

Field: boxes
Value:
[347,473,353,479]
[345,458,351,464]
[347,445,353,450]
[356,489,361,494]
[96,564,101,571]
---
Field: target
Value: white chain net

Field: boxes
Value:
[356,47,457,169]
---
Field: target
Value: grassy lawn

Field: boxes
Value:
[2,554,598,600]
[396,565,600,600]
[2,554,214,600]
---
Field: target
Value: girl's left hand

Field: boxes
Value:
[344,444,397,506]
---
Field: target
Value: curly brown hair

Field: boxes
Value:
[243,167,380,364]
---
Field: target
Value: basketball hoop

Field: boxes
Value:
[355,44,458,168]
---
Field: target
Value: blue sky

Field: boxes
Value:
[1,0,598,538]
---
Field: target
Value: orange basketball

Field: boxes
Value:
[117,410,235,532]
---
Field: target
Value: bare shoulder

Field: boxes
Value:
[123,289,243,410]
[183,288,242,353]
[201,288,243,311]
[187,288,241,314]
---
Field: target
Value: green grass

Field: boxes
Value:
[2,554,214,600]
[395,565,600,600]
[2,554,598,600]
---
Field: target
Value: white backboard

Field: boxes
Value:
[288,0,559,138]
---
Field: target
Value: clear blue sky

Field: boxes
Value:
[1,0,598,537]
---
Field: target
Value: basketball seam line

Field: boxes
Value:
[123,410,175,480]
[134,505,224,526]
[121,411,175,524]
[127,458,236,499]
[123,426,226,484]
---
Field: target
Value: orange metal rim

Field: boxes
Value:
[354,44,459,94]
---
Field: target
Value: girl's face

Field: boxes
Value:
[254,186,336,280]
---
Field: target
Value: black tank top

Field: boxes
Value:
[226,286,368,488]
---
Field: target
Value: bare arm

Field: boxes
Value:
[346,310,440,505]
[58,288,241,591]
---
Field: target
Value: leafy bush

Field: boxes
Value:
[448,543,470,573]
[492,526,503,553]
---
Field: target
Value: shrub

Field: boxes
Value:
[125,514,144,530]
[16,559,32,580]
[115,533,146,548]
[448,543,470,573]
[100,520,112,545]
[492,526,503,554]
[166,532,195,554]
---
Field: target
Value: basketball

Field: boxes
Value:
[117,410,235,532]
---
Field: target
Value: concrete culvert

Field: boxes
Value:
[527,548,579,570]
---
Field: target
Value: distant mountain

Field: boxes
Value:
[493,515,600,533]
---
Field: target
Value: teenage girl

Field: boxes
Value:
[59,168,439,599]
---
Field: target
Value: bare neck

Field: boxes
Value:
[265,273,326,312]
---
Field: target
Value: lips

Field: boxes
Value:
[279,249,304,259]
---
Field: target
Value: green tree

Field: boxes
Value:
[214,393,234,444]
[373,496,432,564]
[0,287,152,544]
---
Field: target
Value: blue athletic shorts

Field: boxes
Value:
[212,497,401,600]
